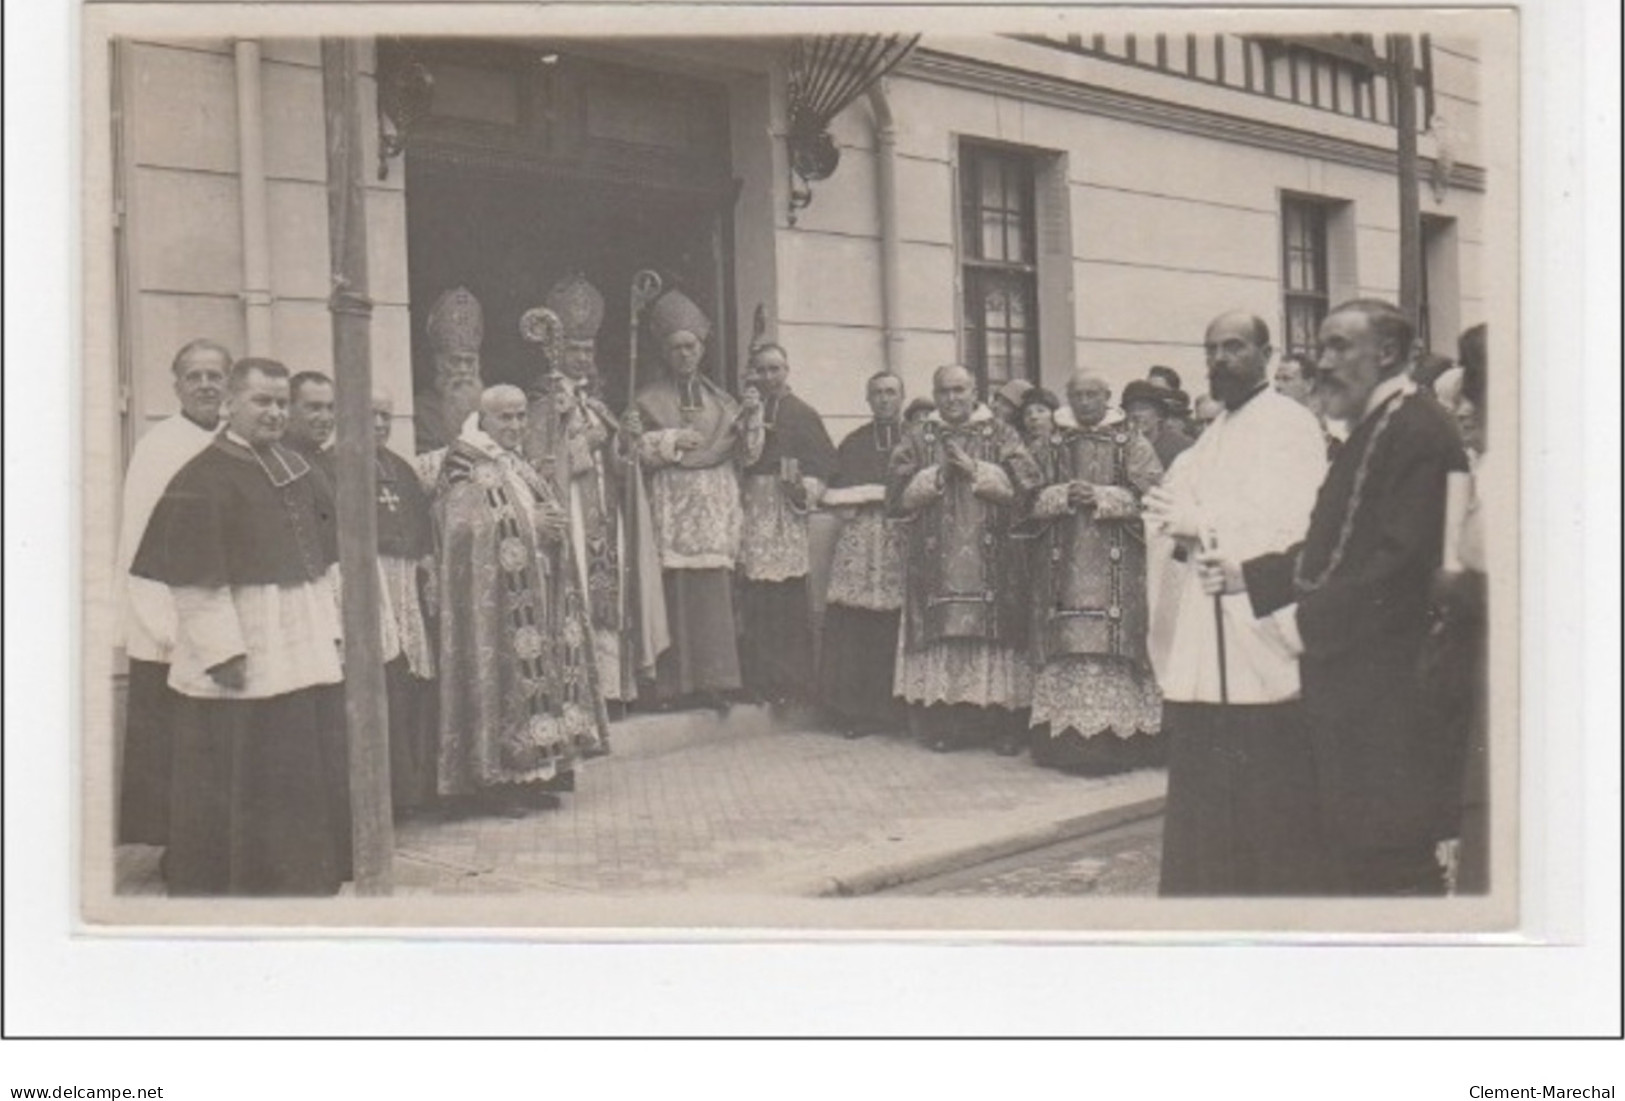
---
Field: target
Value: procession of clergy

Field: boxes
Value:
[118,273,1488,902]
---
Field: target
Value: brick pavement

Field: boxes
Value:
[390,722,1166,896]
[113,718,1169,898]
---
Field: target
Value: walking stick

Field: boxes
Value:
[1202,526,1229,705]
[520,307,609,741]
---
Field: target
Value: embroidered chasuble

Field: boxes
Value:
[889,409,1041,651]
[1028,421,1163,666]
[1025,419,1164,743]
[887,407,1041,708]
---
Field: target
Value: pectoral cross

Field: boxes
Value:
[378,486,401,512]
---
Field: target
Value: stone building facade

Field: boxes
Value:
[97,32,1486,461]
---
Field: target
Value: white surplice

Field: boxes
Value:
[116,413,219,662]
[1147,387,1327,704]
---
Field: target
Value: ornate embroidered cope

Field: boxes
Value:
[434,431,607,792]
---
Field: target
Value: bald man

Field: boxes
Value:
[888,364,1042,753]
[1144,311,1330,895]
[116,338,231,848]
[432,385,608,818]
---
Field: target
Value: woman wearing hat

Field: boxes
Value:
[1016,386,1064,484]
[990,377,1035,429]
[1123,379,1194,470]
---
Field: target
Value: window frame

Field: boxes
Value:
[1280,194,1332,359]
[958,142,1041,393]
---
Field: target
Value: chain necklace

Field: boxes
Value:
[1293,390,1409,594]
[873,420,898,452]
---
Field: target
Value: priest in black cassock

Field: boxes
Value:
[1197,299,1470,896]
[284,370,337,485]
[372,392,437,817]
[736,342,837,708]
[131,358,351,896]
[816,370,908,735]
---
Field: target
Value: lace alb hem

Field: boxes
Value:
[894,637,1034,708]
[1029,656,1162,738]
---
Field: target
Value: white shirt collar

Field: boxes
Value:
[927,403,994,426]
[1054,406,1122,431]
[1363,372,1417,423]
[457,411,508,459]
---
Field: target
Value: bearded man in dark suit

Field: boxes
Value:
[1197,299,1470,896]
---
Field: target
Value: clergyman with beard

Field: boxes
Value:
[1196,300,1470,895]
[1144,311,1330,895]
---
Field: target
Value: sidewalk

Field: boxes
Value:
[390,710,1167,897]
[113,710,1168,898]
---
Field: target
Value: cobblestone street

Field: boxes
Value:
[882,814,1164,897]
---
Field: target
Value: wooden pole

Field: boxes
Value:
[321,37,394,895]
[1391,33,1424,331]
[232,40,275,356]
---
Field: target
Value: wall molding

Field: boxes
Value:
[902,49,1486,194]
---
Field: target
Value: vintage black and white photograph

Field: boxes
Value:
[78,4,1521,932]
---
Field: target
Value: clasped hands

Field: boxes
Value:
[618,409,701,456]
[1065,480,1097,510]
[536,501,569,542]
[940,440,978,482]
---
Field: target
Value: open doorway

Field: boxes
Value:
[404,153,738,427]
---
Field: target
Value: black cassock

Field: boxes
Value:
[131,437,351,896]
[1243,386,1468,895]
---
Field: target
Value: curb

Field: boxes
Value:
[820,794,1167,898]
[747,773,1168,898]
